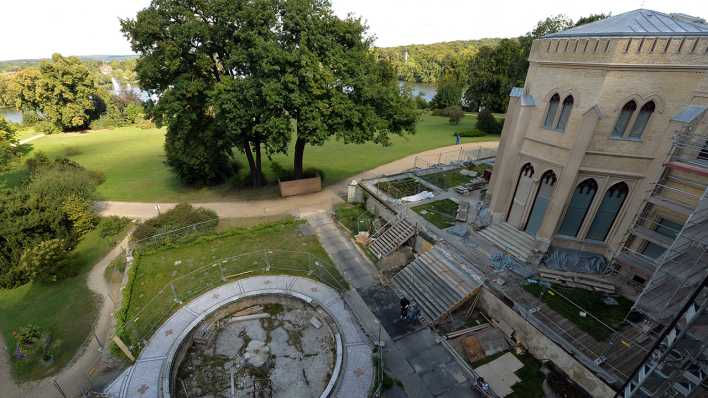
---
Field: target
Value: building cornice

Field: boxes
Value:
[585,150,656,160]
[531,60,708,71]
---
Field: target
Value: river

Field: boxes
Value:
[399,81,437,101]
[0,107,22,124]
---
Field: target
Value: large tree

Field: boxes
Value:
[123,0,417,184]
[275,0,417,179]
[465,13,609,114]
[122,0,291,186]
[15,54,99,131]
[463,39,527,113]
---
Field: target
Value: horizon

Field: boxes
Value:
[1,0,707,61]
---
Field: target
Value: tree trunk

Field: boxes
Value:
[242,141,261,187]
[293,136,306,180]
[255,139,263,185]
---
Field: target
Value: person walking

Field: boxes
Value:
[400,297,410,319]
[455,132,461,145]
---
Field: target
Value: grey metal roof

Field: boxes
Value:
[546,9,708,38]
[672,105,707,124]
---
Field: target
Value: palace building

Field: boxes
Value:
[485,9,708,396]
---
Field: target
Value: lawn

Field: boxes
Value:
[523,283,633,341]
[412,199,459,229]
[0,218,131,381]
[0,113,498,202]
[419,169,471,189]
[509,353,546,398]
[375,177,428,199]
[118,218,345,352]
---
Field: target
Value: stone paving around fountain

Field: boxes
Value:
[175,301,336,398]
[104,276,372,398]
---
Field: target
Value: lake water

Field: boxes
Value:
[399,81,437,101]
[0,107,22,124]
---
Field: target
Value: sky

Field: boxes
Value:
[1,0,707,61]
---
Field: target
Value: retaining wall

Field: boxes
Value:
[477,287,616,398]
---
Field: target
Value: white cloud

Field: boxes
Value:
[0,0,706,60]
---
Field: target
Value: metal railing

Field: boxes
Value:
[116,249,347,356]
[413,145,497,169]
[130,218,219,250]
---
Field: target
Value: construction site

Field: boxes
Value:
[346,101,708,397]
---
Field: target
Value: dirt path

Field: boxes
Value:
[0,231,133,398]
[97,141,499,219]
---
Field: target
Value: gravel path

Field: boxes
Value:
[0,231,133,398]
[97,141,498,219]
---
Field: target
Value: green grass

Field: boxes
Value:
[0,218,130,381]
[412,199,459,229]
[1,113,498,202]
[375,177,427,199]
[523,283,633,341]
[334,203,376,235]
[118,219,345,351]
[509,353,546,398]
[419,169,471,189]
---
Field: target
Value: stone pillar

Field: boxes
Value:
[534,106,602,251]
[489,90,536,223]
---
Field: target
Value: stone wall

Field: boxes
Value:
[477,287,617,398]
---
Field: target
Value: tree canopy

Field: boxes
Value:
[0,155,101,287]
[123,0,417,185]
[14,54,100,131]
[465,12,609,113]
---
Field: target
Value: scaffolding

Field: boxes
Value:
[619,120,708,397]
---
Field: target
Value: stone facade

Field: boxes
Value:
[487,32,708,287]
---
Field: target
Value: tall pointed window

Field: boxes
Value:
[525,170,557,236]
[558,179,598,237]
[555,95,574,131]
[587,182,629,242]
[507,163,535,228]
[628,101,655,138]
[612,100,636,137]
[544,94,560,129]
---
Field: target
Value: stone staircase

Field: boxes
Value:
[369,218,416,259]
[478,222,536,263]
[392,245,481,324]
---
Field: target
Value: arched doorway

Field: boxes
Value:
[587,182,629,241]
[507,163,535,228]
[525,170,557,236]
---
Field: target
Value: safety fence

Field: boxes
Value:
[116,249,347,357]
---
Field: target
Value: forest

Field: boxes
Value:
[375,39,501,84]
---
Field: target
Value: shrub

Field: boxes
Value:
[35,120,61,135]
[447,106,464,125]
[18,239,69,283]
[414,95,429,109]
[476,110,503,134]
[26,152,51,174]
[456,129,485,138]
[132,203,218,242]
[99,216,132,239]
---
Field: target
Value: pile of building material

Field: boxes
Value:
[454,177,487,195]
[537,267,616,294]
